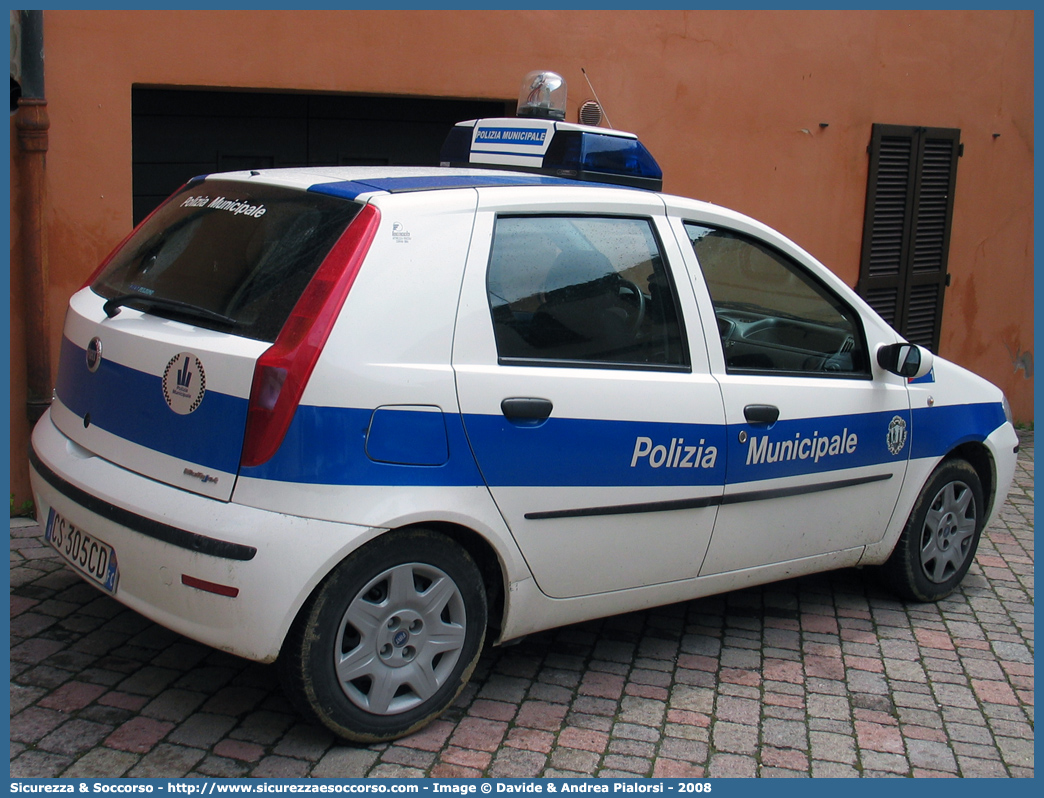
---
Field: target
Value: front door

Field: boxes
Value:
[453,190,726,599]
[675,220,913,576]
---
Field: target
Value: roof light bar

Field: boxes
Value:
[440,118,662,191]
[440,70,663,191]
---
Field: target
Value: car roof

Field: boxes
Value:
[196,166,640,201]
[193,165,811,252]
[194,165,808,261]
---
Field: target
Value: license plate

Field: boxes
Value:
[45,509,120,594]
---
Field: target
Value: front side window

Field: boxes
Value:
[487,216,688,369]
[685,223,868,377]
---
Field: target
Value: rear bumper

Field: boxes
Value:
[30,413,380,662]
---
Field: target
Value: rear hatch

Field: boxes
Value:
[51,177,365,501]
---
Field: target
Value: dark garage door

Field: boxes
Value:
[132,88,511,224]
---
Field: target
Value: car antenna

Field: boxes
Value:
[581,67,614,129]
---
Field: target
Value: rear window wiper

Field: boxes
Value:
[102,294,238,327]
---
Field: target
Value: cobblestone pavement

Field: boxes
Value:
[10,432,1033,778]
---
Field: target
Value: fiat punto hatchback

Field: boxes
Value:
[30,73,1018,743]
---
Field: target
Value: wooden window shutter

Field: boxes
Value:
[857,124,960,353]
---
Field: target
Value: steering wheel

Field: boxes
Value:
[805,336,855,372]
[825,335,857,371]
[617,280,647,333]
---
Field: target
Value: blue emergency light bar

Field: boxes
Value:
[440,118,663,192]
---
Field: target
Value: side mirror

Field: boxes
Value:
[877,342,934,379]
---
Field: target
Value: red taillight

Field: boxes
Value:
[239,203,381,468]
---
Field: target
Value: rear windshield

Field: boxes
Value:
[91,180,363,342]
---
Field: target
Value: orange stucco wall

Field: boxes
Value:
[9,9,1034,505]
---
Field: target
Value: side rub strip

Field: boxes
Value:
[524,473,892,520]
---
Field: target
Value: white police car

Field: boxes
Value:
[30,72,1019,743]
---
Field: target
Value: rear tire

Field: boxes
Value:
[880,459,984,602]
[279,528,486,743]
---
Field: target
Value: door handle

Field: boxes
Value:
[501,397,553,422]
[744,404,779,425]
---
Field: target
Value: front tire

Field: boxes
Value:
[880,459,985,602]
[279,528,487,743]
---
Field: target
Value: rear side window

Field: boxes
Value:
[92,180,362,342]
[487,215,689,370]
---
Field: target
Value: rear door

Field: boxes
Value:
[453,187,727,599]
[51,179,363,501]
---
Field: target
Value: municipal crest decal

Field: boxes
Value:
[886,415,908,456]
[162,353,206,415]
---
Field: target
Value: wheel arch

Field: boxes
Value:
[417,521,507,641]
[862,440,996,570]
[282,519,510,655]
[875,454,987,602]
[949,440,997,518]
[276,521,493,742]
[277,517,514,671]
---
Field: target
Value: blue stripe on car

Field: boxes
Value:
[55,337,247,474]
[910,403,1007,458]
[54,336,1007,489]
[721,410,909,482]
[240,405,484,486]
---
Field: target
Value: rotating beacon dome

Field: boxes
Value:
[516,70,568,120]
